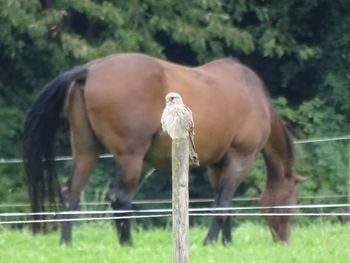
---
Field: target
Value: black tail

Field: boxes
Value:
[23,66,87,232]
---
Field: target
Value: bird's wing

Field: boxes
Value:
[184,105,195,135]
[181,105,197,152]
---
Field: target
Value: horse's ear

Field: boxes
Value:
[295,175,306,184]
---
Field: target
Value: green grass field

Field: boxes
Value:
[1,222,349,263]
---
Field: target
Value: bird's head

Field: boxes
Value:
[165,92,183,105]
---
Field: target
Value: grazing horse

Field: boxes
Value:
[23,53,301,246]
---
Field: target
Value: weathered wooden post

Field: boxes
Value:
[171,133,190,263]
[161,92,198,263]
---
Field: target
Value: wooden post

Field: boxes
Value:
[172,138,189,263]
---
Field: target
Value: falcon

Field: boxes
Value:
[161,92,199,166]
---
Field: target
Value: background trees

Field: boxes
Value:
[0,0,349,210]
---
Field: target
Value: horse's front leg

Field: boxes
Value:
[109,154,144,245]
[204,152,255,245]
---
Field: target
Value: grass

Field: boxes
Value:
[1,221,350,263]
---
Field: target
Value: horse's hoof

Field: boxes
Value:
[203,237,216,246]
[119,239,133,247]
[222,238,232,246]
[60,239,73,247]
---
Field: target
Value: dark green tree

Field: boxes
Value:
[0,0,348,211]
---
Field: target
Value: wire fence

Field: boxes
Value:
[0,135,349,225]
[2,203,350,216]
[0,204,349,224]
[1,203,350,225]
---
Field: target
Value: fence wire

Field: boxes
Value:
[1,203,350,217]
[0,135,349,164]
[1,203,350,225]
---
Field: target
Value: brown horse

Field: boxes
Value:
[23,53,301,246]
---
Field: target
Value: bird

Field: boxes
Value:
[161,92,200,166]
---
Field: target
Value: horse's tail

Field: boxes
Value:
[23,66,88,232]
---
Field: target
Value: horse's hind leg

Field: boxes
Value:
[60,85,98,245]
[109,153,145,245]
[60,154,97,245]
[204,152,255,245]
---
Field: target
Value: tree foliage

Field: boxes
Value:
[0,0,349,209]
